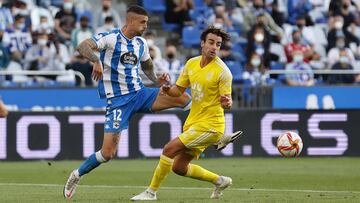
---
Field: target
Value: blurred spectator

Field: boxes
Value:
[285,51,315,86]
[246,25,276,68]
[0,1,13,31]
[143,30,162,60]
[266,0,285,27]
[287,0,313,25]
[25,32,70,79]
[74,0,93,25]
[30,1,55,32]
[327,15,359,51]
[242,0,284,39]
[96,16,115,33]
[327,34,356,68]
[34,15,53,34]
[164,0,193,28]
[93,0,122,29]
[67,53,93,86]
[327,48,360,84]
[71,16,94,50]
[331,0,360,28]
[284,29,319,63]
[54,0,77,43]
[242,52,268,86]
[13,0,32,32]
[2,14,32,65]
[213,0,232,28]
[162,44,182,84]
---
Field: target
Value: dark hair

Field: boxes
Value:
[200,26,230,43]
[104,16,113,23]
[14,14,25,21]
[127,5,148,16]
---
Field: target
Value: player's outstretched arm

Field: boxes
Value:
[141,59,158,84]
[161,85,186,97]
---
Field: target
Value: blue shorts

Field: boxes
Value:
[104,87,160,133]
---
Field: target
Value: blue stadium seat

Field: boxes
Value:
[182,26,201,48]
[142,0,166,13]
[193,0,205,8]
[225,60,243,83]
[162,19,181,32]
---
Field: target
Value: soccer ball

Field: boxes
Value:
[277,131,303,157]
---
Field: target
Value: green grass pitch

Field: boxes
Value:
[0,158,359,202]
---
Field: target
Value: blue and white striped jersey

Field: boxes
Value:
[92,29,150,99]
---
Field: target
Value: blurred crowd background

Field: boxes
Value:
[1,0,360,88]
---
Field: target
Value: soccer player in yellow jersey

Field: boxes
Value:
[131,27,234,201]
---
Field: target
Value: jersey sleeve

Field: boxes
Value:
[176,61,190,88]
[219,69,233,95]
[91,32,113,50]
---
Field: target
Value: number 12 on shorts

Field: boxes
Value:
[113,109,122,121]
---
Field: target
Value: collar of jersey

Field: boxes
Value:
[119,29,133,43]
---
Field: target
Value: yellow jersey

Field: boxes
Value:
[176,55,233,133]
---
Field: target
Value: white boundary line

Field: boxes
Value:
[0,183,359,194]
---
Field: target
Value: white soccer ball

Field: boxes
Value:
[277,131,303,157]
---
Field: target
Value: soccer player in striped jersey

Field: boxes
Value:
[63,5,191,199]
[131,27,235,201]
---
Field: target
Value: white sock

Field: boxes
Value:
[74,169,80,178]
[95,150,107,163]
[146,188,156,194]
[216,176,223,185]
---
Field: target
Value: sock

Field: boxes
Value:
[149,155,174,191]
[78,150,107,176]
[185,164,219,184]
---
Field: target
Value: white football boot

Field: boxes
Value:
[215,131,244,150]
[63,169,81,199]
[131,189,157,201]
[210,176,232,199]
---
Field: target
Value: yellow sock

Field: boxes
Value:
[149,155,174,191]
[185,164,219,184]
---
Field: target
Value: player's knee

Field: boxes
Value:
[101,150,116,161]
[172,165,187,176]
[162,144,173,157]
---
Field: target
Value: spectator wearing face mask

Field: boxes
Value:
[327,14,359,51]
[242,52,268,86]
[96,16,115,33]
[93,0,122,29]
[246,25,278,68]
[2,14,32,66]
[285,51,315,86]
[71,16,94,50]
[54,0,77,43]
[161,44,182,84]
[327,34,356,69]
[326,48,360,84]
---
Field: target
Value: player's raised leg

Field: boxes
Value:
[151,91,191,112]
